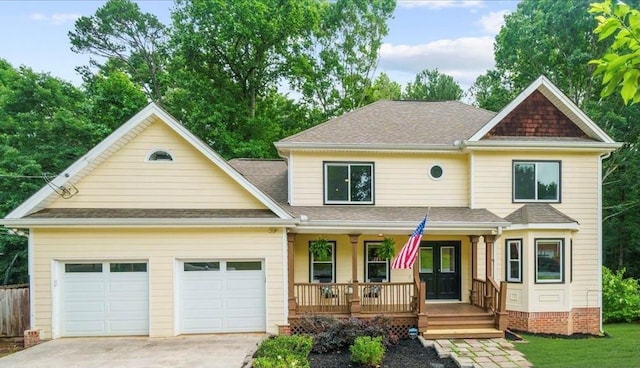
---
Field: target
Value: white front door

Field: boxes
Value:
[61,262,149,336]
[180,260,265,333]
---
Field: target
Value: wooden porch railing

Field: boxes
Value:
[293,282,415,315]
[470,277,508,330]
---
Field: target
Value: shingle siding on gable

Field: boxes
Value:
[485,91,588,138]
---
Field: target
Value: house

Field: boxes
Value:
[2,76,621,340]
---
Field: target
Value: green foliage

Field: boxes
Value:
[377,237,396,260]
[590,0,640,104]
[299,315,398,353]
[602,266,640,322]
[69,0,168,101]
[403,69,462,101]
[350,336,385,367]
[363,72,402,104]
[468,70,514,111]
[254,335,312,368]
[309,237,331,260]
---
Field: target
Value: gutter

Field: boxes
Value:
[1,217,298,228]
[462,140,623,151]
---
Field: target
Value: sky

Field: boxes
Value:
[0,0,520,90]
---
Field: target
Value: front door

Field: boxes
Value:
[418,241,461,300]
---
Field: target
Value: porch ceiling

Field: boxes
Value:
[287,206,509,235]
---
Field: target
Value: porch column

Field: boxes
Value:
[469,235,480,305]
[484,235,496,279]
[349,234,361,315]
[287,233,297,316]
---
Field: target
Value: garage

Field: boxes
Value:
[180,260,265,333]
[61,262,149,337]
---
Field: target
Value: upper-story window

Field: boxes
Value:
[324,162,374,204]
[513,161,560,202]
[147,149,174,162]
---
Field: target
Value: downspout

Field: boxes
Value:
[597,152,611,333]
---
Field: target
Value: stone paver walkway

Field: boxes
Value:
[421,337,533,368]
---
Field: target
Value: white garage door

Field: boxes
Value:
[180,260,265,333]
[61,262,149,336]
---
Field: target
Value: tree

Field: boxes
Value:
[590,0,640,104]
[290,0,396,117]
[0,60,101,284]
[69,0,168,101]
[467,70,514,111]
[403,69,463,101]
[363,72,402,104]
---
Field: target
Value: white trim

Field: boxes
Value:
[468,76,617,143]
[276,142,462,153]
[3,218,297,227]
[287,153,293,205]
[50,260,61,339]
[597,153,607,332]
[282,230,288,322]
[28,231,35,331]
[5,103,292,220]
[469,154,475,209]
[323,162,374,205]
[507,223,579,231]
[506,239,522,283]
[428,164,444,181]
[173,258,180,336]
[463,140,622,151]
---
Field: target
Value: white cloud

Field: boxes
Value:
[378,37,495,87]
[397,0,484,9]
[30,13,81,26]
[478,10,510,34]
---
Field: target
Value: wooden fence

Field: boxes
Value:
[0,284,29,337]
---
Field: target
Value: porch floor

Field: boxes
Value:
[424,302,504,339]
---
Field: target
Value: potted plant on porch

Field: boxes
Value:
[377,237,396,260]
[309,236,331,259]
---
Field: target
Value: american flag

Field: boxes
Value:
[391,216,427,269]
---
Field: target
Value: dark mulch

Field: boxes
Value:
[308,338,457,368]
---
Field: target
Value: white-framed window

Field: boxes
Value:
[365,242,389,282]
[506,239,522,283]
[146,149,174,162]
[513,161,560,202]
[429,164,444,180]
[309,241,336,282]
[324,162,374,204]
[535,239,564,283]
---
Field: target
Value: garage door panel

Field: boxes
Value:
[61,262,148,337]
[180,260,265,334]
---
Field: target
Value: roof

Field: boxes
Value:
[4,103,292,222]
[505,204,577,224]
[228,159,288,203]
[25,208,278,219]
[277,100,496,147]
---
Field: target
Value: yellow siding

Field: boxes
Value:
[49,119,264,209]
[32,227,285,339]
[290,152,468,206]
[293,234,471,303]
[473,151,600,309]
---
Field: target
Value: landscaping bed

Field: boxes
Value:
[308,338,457,368]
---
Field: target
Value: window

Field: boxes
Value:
[310,241,336,282]
[513,161,560,202]
[365,242,389,282]
[110,263,147,272]
[184,262,220,271]
[535,239,563,283]
[324,162,373,204]
[429,165,444,180]
[65,263,102,273]
[506,239,522,283]
[147,150,174,161]
[227,261,262,271]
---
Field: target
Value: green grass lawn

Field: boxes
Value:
[514,323,640,368]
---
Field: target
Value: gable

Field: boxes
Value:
[484,91,588,139]
[48,119,265,210]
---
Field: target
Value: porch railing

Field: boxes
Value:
[471,277,508,330]
[293,282,415,315]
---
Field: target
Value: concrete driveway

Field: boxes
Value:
[0,334,266,368]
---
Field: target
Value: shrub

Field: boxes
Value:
[602,266,640,323]
[299,315,398,353]
[350,336,385,367]
[253,335,312,368]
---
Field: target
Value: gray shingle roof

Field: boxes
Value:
[277,100,496,146]
[505,204,577,224]
[26,208,278,219]
[228,158,288,203]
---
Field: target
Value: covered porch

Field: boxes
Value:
[285,230,508,339]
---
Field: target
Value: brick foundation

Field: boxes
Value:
[277,324,292,336]
[23,329,40,348]
[508,307,600,335]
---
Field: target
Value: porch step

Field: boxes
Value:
[428,319,496,330]
[423,328,505,339]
